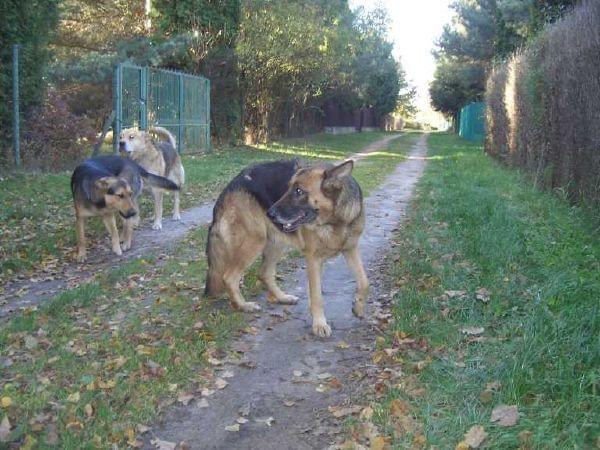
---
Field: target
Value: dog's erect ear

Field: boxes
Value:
[325,160,354,180]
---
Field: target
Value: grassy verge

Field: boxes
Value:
[0,132,419,447]
[365,133,599,448]
[0,131,394,284]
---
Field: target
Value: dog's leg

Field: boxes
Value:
[152,188,163,230]
[75,215,87,262]
[121,217,134,251]
[306,254,331,337]
[223,239,264,313]
[102,214,122,256]
[344,246,369,318]
[172,190,181,220]
[260,239,298,304]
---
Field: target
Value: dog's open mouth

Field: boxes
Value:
[276,210,317,232]
[120,211,137,219]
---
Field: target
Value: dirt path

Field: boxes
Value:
[144,135,428,449]
[0,133,403,319]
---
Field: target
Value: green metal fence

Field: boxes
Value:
[459,101,485,142]
[113,62,210,153]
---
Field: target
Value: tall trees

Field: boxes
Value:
[237,0,411,140]
[430,0,577,121]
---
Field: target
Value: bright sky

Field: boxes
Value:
[349,0,454,125]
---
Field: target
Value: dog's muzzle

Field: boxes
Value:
[118,141,130,153]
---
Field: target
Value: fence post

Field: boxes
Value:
[205,78,211,152]
[178,74,184,153]
[140,66,148,130]
[113,64,122,152]
[12,44,20,167]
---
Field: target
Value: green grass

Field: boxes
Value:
[0,131,395,284]
[0,226,246,448]
[0,131,420,448]
[369,133,599,448]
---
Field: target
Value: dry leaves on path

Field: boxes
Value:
[490,404,519,427]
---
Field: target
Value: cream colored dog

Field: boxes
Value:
[118,127,185,230]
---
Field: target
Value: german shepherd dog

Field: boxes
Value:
[205,159,368,337]
[71,155,179,261]
[118,127,185,230]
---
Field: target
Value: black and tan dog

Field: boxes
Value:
[71,155,179,261]
[118,127,185,230]
[205,159,368,337]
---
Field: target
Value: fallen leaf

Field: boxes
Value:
[24,336,38,350]
[390,399,411,417]
[236,417,249,424]
[193,321,204,329]
[328,378,342,389]
[178,393,194,406]
[225,424,240,432]
[336,341,350,349]
[0,416,10,442]
[360,406,374,420]
[197,398,209,408]
[370,435,387,450]
[207,357,222,366]
[328,405,362,418]
[464,425,487,448]
[200,388,215,397]
[317,372,332,380]
[1,397,12,408]
[283,400,295,407]
[490,404,518,427]
[84,403,93,418]
[151,438,177,449]
[293,370,303,377]
[67,392,80,403]
[455,442,469,450]
[475,288,490,302]
[445,290,467,299]
[461,327,484,336]
[215,378,228,389]
[137,424,151,434]
[221,370,234,378]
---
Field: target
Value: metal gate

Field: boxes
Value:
[113,62,210,153]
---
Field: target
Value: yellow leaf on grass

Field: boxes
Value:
[490,404,519,427]
[67,392,80,403]
[464,425,487,448]
[0,397,12,408]
[370,435,387,450]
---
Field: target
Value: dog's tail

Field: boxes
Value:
[150,126,177,149]
[138,166,180,191]
[204,224,225,298]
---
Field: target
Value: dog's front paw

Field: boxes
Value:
[269,293,299,305]
[312,319,332,338]
[352,299,365,318]
[237,301,261,313]
[172,212,181,220]
[76,251,87,262]
[152,221,163,230]
[121,240,132,251]
[112,245,123,256]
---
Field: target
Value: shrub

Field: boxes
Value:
[21,90,96,170]
[485,0,600,207]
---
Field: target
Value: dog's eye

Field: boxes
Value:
[129,135,134,140]
[118,193,125,199]
[295,188,304,196]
